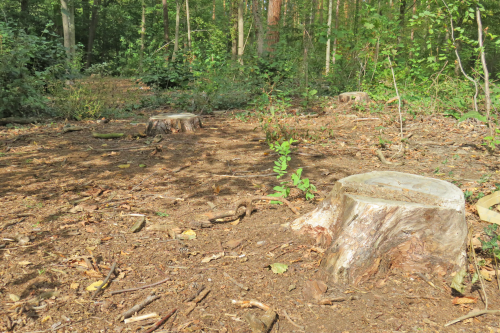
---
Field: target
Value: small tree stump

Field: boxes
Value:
[146,113,202,136]
[338,92,370,103]
[291,171,467,285]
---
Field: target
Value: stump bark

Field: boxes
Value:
[146,113,202,136]
[291,171,467,285]
[338,92,370,103]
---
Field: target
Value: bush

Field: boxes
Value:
[141,51,193,90]
[0,22,66,118]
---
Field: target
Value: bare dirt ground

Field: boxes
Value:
[1,96,500,332]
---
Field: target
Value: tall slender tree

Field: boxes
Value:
[186,0,191,49]
[237,0,244,64]
[325,0,333,74]
[162,0,170,45]
[86,0,101,67]
[252,0,264,57]
[266,0,283,53]
[173,0,180,55]
[60,0,75,59]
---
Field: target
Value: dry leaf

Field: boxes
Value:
[452,296,477,305]
[18,261,32,266]
[118,164,130,169]
[86,280,108,291]
[70,283,80,289]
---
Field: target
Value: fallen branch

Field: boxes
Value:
[184,289,210,316]
[92,261,117,299]
[232,299,270,311]
[444,309,500,327]
[143,308,177,333]
[184,285,205,302]
[124,313,158,324]
[92,132,124,139]
[376,150,402,166]
[0,117,41,126]
[110,277,170,295]
[118,293,161,321]
[282,310,304,331]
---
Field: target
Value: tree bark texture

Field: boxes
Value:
[140,0,145,72]
[60,0,76,58]
[266,0,282,54]
[332,0,340,65]
[146,114,202,136]
[162,0,170,44]
[86,0,100,68]
[237,0,244,63]
[174,0,180,55]
[252,0,264,57]
[185,0,191,49]
[325,0,333,74]
[291,171,467,285]
[231,0,238,60]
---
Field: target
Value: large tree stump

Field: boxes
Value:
[291,171,467,285]
[146,113,202,136]
[338,92,370,103]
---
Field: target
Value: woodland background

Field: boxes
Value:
[1,0,499,134]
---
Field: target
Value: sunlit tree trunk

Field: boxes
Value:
[476,6,492,133]
[409,0,416,58]
[332,0,340,65]
[238,0,244,64]
[173,0,180,56]
[186,0,191,49]
[60,0,76,59]
[140,0,145,72]
[213,0,216,20]
[252,0,264,57]
[325,0,332,74]
[162,0,170,45]
[86,0,101,68]
[231,0,237,60]
[266,0,283,54]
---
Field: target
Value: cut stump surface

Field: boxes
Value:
[292,171,467,285]
[338,92,370,103]
[146,113,202,136]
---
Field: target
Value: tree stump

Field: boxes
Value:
[291,171,467,285]
[338,92,370,103]
[146,113,202,136]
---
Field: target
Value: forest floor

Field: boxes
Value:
[1,80,500,332]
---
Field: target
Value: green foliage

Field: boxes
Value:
[142,51,193,90]
[480,224,500,261]
[268,139,316,201]
[483,128,500,151]
[0,22,66,118]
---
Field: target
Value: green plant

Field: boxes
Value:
[464,190,473,202]
[480,224,500,261]
[268,138,316,200]
[479,174,491,184]
[483,129,500,151]
[156,211,169,217]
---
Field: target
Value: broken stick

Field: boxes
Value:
[92,261,117,299]
[184,289,210,316]
[118,293,161,321]
[111,277,170,295]
[143,308,177,333]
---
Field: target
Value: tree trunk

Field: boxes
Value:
[86,0,101,68]
[409,0,416,58]
[291,171,467,285]
[186,0,191,49]
[173,0,180,56]
[213,0,216,20]
[231,0,238,60]
[397,0,406,46]
[162,0,170,45]
[60,0,76,59]
[325,0,333,74]
[146,113,202,136]
[332,0,340,65]
[353,0,360,35]
[266,0,283,54]
[252,0,264,57]
[21,0,29,15]
[140,0,146,72]
[476,6,492,135]
[237,0,244,64]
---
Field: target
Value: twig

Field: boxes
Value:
[376,150,402,166]
[444,309,500,327]
[110,277,170,295]
[232,299,271,311]
[216,173,278,178]
[118,293,161,321]
[184,285,205,302]
[92,261,117,299]
[184,289,210,316]
[223,272,249,291]
[131,170,159,192]
[282,310,304,330]
[387,55,404,154]
[143,308,177,333]
[494,255,500,291]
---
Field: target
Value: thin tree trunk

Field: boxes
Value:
[140,0,145,72]
[237,0,244,64]
[174,0,180,56]
[213,0,216,20]
[409,0,416,58]
[162,0,170,45]
[60,0,75,59]
[325,0,333,74]
[253,0,264,57]
[231,0,238,60]
[332,0,340,65]
[283,0,287,27]
[353,0,360,35]
[186,0,191,49]
[319,0,324,25]
[86,0,100,68]
[397,0,406,46]
[476,6,492,134]
[266,0,283,54]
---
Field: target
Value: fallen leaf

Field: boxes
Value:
[85,270,104,278]
[41,316,51,323]
[452,296,477,305]
[451,269,467,294]
[70,283,80,289]
[139,164,146,168]
[118,164,130,169]
[202,252,224,263]
[9,294,20,302]
[18,261,32,266]
[181,229,196,240]
[230,218,240,226]
[86,280,108,291]
[270,263,288,274]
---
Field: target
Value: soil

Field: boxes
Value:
[1,93,500,333]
